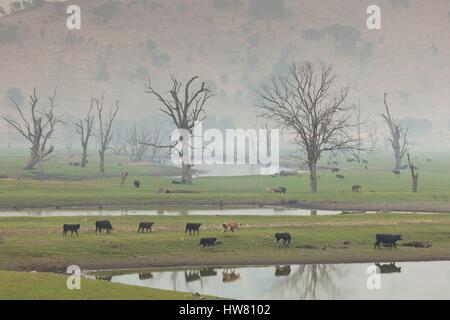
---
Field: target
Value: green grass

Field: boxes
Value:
[0,150,450,210]
[0,270,220,300]
[1,214,450,272]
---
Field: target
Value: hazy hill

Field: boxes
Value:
[0,0,450,148]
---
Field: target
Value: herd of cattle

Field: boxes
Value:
[63,221,403,249]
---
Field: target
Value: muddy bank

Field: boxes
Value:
[1,199,450,214]
[3,255,450,274]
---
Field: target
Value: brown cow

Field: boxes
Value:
[222,222,240,233]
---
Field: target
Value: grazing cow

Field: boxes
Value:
[134,180,141,188]
[73,162,80,167]
[199,237,217,248]
[137,222,154,233]
[336,174,345,179]
[275,233,291,245]
[222,222,240,233]
[265,188,272,193]
[352,185,362,193]
[392,170,401,176]
[138,273,153,280]
[185,223,202,235]
[63,224,80,237]
[374,234,402,249]
[331,168,340,173]
[375,263,402,274]
[273,187,287,194]
[275,265,292,277]
[95,220,114,234]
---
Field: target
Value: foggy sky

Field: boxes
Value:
[1,0,450,150]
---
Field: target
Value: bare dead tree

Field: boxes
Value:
[120,171,129,188]
[366,121,380,152]
[2,88,63,171]
[95,94,119,175]
[256,62,358,193]
[75,100,95,167]
[144,74,213,184]
[110,126,127,156]
[353,101,363,161]
[126,125,152,162]
[407,153,419,193]
[381,93,411,170]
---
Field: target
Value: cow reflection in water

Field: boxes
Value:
[184,270,201,283]
[200,267,217,277]
[272,264,345,300]
[375,263,402,274]
[95,275,112,281]
[275,265,291,277]
[139,272,154,280]
[222,268,241,283]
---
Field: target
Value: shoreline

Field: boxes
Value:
[1,199,450,214]
[5,254,450,274]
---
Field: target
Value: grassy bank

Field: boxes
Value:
[0,270,219,300]
[1,152,450,211]
[1,213,450,272]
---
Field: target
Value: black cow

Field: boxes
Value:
[273,187,287,194]
[95,220,114,234]
[374,234,402,249]
[331,168,340,173]
[352,185,362,193]
[134,180,141,188]
[375,263,402,274]
[392,170,401,176]
[199,237,217,248]
[185,223,202,235]
[63,224,80,236]
[336,174,345,179]
[275,233,291,245]
[137,222,154,233]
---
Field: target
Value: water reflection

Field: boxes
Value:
[0,207,341,217]
[90,261,450,300]
[375,262,402,274]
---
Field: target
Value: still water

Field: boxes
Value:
[89,261,450,300]
[0,207,339,217]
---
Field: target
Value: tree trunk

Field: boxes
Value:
[99,151,105,175]
[308,161,318,193]
[81,148,88,167]
[181,161,192,184]
[23,151,39,170]
[394,151,402,170]
[412,177,418,193]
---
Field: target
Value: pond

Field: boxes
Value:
[87,261,450,300]
[0,207,340,217]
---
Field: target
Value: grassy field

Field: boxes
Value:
[0,270,219,300]
[0,151,450,210]
[1,213,450,272]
